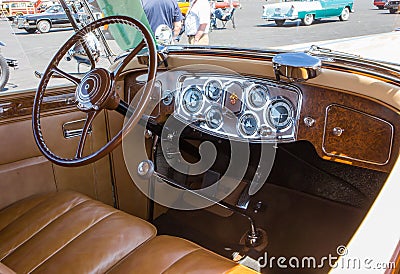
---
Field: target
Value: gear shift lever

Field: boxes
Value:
[137,160,265,248]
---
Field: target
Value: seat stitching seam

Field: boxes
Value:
[0,194,87,234]
[161,247,202,274]
[28,210,118,273]
[0,198,90,261]
[0,196,50,234]
[104,234,157,274]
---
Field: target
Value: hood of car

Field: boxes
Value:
[262,1,323,18]
[263,1,321,11]
[275,31,400,66]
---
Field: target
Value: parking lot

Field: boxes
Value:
[1,0,400,92]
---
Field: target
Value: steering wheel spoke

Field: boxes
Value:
[78,36,98,70]
[51,66,81,86]
[112,40,146,79]
[75,110,99,159]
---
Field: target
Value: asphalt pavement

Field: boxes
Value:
[1,0,400,93]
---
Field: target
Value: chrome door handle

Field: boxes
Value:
[62,119,92,139]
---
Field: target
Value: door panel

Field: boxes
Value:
[0,156,55,209]
[0,86,114,210]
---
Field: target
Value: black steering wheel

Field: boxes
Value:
[32,16,157,167]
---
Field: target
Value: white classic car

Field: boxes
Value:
[262,0,354,26]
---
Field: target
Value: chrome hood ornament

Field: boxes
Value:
[272,52,322,82]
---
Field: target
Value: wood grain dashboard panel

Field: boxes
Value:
[123,71,400,172]
[323,105,393,166]
[296,83,399,172]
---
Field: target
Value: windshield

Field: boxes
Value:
[0,0,400,93]
[97,0,400,65]
[45,5,62,13]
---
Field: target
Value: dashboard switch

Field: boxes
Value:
[259,125,273,137]
[333,127,344,136]
[304,116,316,127]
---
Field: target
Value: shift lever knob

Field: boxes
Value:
[137,160,155,179]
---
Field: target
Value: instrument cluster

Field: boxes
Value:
[172,74,302,143]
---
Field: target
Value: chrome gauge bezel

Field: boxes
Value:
[265,96,294,131]
[181,85,204,115]
[238,111,260,138]
[176,74,301,143]
[246,84,269,110]
[205,106,224,130]
[204,79,223,101]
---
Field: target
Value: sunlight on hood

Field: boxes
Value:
[275,31,400,65]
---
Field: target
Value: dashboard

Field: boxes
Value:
[169,74,302,143]
[125,69,399,173]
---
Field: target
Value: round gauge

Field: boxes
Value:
[204,80,223,101]
[239,112,259,137]
[182,86,204,114]
[205,107,223,129]
[247,84,269,109]
[266,98,294,130]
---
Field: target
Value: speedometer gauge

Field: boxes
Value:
[182,86,204,114]
[266,97,294,130]
[204,79,223,101]
[247,84,269,109]
[238,112,259,137]
[205,107,223,129]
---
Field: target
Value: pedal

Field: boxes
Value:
[236,184,251,209]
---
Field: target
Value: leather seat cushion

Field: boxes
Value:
[108,235,241,274]
[0,191,156,273]
[0,191,253,273]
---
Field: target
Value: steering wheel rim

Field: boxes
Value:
[32,16,158,167]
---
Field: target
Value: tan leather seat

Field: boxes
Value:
[0,191,255,273]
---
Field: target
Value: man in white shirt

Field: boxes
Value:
[184,0,211,45]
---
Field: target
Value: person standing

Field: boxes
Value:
[142,0,183,39]
[184,0,211,45]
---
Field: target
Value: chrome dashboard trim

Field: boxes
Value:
[174,73,302,143]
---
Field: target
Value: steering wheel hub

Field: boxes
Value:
[76,68,111,111]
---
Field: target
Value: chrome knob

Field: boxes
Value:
[332,127,344,137]
[137,160,155,179]
[144,130,153,139]
[162,90,174,106]
[259,125,273,137]
[304,116,316,127]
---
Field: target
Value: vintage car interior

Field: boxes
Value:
[0,1,399,273]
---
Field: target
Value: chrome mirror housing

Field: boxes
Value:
[65,32,101,67]
[155,24,173,46]
[272,52,322,82]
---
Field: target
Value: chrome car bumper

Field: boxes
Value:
[262,15,297,20]
[16,18,34,29]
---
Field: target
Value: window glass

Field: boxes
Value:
[0,0,399,94]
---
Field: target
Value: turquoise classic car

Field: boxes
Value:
[262,0,354,26]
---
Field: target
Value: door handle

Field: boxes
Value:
[62,119,92,139]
